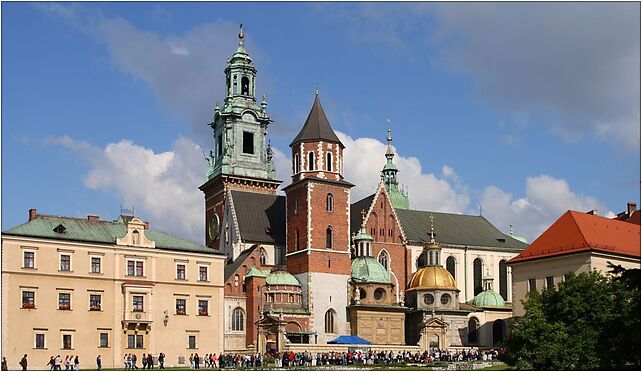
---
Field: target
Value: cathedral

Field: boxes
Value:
[200,28,528,353]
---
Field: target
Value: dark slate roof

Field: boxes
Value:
[3,214,221,255]
[351,194,375,235]
[224,245,257,281]
[290,95,343,147]
[230,190,286,245]
[395,209,527,251]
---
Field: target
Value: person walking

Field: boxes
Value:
[132,354,138,370]
[53,355,61,371]
[194,353,200,369]
[142,353,147,369]
[146,353,153,369]
[64,355,70,371]
[157,353,165,370]
[1,357,7,371]
[73,355,79,371]
[19,354,28,371]
[96,355,102,371]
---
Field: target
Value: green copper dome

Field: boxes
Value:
[471,290,506,308]
[351,257,390,284]
[353,230,373,242]
[266,269,301,287]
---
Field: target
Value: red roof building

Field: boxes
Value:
[509,210,640,264]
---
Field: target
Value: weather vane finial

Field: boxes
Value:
[315,82,319,96]
[428,214,435,244]
[238,23,245,46]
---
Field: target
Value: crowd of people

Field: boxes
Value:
[5,348,502,370]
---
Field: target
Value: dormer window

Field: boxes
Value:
[53,224,66,234]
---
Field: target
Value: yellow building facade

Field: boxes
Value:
[2,211,226,369]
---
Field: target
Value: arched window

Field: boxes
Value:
[446,256,456,279]
[232,307,244,331]
[259,248,267,266]
[308,152,315,171]
[468,317,479,344]
[241,76,250,95]
[326,152,332,171]
[324,309,336,333]
[473,258,483,295]
[499,260,508,300]
[378,250,389,271]
[492,320,506,346]
[294,153,300,174]
[326,226,333,249]
[326,194,333,212]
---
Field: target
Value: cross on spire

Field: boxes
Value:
[361,209,367,224]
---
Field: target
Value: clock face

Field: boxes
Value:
[209,214,220,241]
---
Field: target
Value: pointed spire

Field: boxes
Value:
[429,214,436,244]
[290,93,343,147]
[509,223,514,235]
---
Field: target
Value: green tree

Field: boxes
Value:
[502,269,640,370]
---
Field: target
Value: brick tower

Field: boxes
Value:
[200,26,281,250]
[284,92,353,343]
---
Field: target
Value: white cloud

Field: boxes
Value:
[480,175,614,241]
[336,132,469,213]
[38,4,249,149]
[48,136,206,243]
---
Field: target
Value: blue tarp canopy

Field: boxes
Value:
[327,335,371,345]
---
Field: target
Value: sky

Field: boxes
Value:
[2,2,640,244]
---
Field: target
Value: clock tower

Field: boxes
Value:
[200,26,281,250]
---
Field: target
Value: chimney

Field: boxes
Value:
[627,202,637,217]
[87,215,100,223]
[144,222,150,230]
[28,209,37,221]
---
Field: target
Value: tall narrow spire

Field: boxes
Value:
[381,122,409,209]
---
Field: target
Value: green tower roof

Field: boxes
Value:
[351,256,390,284]
[266,269,301,286]
[471,290,506,308]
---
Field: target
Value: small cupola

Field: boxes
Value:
[352,210,374,258]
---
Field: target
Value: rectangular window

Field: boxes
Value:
[176,264,186,280]
[528,278,537,292]
[199,267,208,282]
[188,335,197,349]
[127,261,144,276]
[62,334,72,350]
[90,294,102,311]
[23,251,35,268]
[242,131,254,154]
[60,255,71,271]
[176,299,186,315]
[546,276,555,289]
[198,300,208,316]
[58,293,71,310]
[127,334,143,349]
[216,133,223,157]
[22,291,35,308]
[91,257,101,273]
[99,333,109,348]
[35,333,45,349]
[133,296,144,312]
[563,273,571,282]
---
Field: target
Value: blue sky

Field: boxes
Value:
[3,2,640,243]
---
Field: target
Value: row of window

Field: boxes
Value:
[22,252,209,282]
[293,194,335,216]
[33,331,109,350]
[21,291,210,316]
[176,299,210,316]
[21,291,104,311]
[293,152,337,174]
[33,331,202,350]
[528,275,565,292]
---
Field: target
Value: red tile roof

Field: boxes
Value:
[508,210,641,264]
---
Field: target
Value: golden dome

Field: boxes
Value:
[407,266,458,291]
